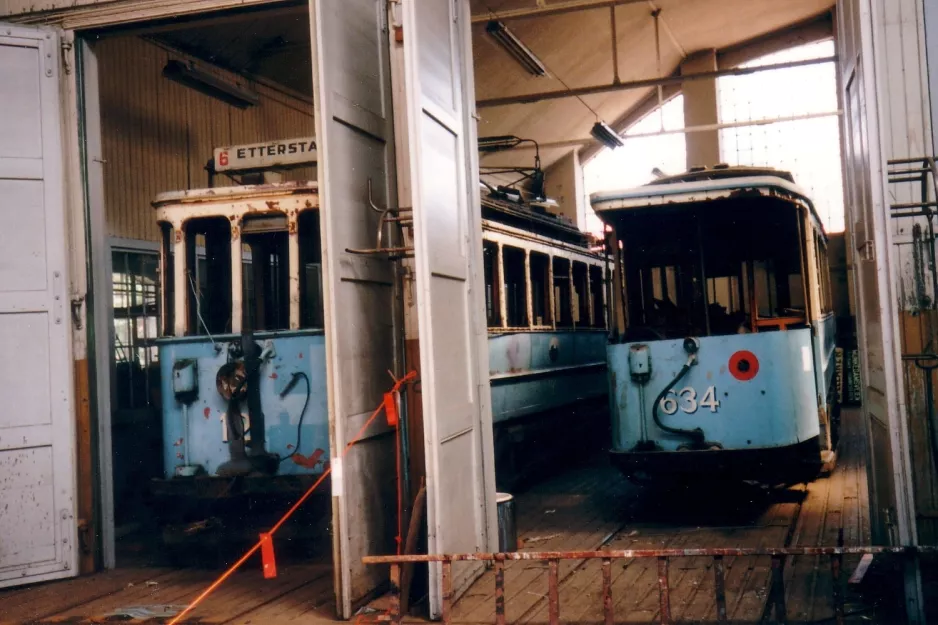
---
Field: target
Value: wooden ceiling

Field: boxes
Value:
[145,0,834,171]
[471,0,834,170]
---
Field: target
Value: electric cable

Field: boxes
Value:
[279,371,311,463]
[650,354,706,444]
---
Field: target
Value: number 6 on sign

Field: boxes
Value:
[659,386,720,414]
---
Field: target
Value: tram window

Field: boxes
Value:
[185,217,231,336]
[242,215,290,331]
[503,246,527,327]
[553,257,572,327]
[299,211,325,328]
[817,236,833,314]
[572,261,589,325]
[530,252,551,326]
[590,265,604,327]
[753,259,805,318]
[483,241,501,327]
[112,249,160,411]
[159,223,174,336]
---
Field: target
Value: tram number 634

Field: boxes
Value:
[659,386,720,415]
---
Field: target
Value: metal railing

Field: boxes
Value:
[363,545,937,624]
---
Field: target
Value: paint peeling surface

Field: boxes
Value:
[157,330,328,478]
[607,329,820,452]
[488,330,607,423]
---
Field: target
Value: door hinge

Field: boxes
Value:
[61,40,73,76]
[71,295,85,331]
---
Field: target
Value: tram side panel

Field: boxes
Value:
[158,331,329,479]
[607,330,822,482]
[488,330,607,424]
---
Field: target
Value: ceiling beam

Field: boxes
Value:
[470,0,647,24]
[718,10,834,69]
[477,55,836,108]
[496,110,843,152]
[91,1,307,37]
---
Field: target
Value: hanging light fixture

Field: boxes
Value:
[591,121,624,149]
[163,60,260,109]
[485,21,549,77]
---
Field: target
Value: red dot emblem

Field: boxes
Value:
[729,350,759,381]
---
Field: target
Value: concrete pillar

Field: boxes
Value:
[681,49,721,169]
[544,150,586,229]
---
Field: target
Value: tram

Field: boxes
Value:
[151,137,609,512]
[148,141,330,557]
[480,183,609,484]
[592,166,837,485]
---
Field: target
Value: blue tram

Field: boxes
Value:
[591,166,837,485]
[152,174,608,495]
[154,181,330,486]
[480,185,609,483]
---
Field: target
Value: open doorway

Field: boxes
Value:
[48,2,402,621]
[89,4,323,570]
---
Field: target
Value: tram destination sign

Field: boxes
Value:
[213,137,317,172]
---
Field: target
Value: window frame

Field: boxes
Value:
[110,240,161,412]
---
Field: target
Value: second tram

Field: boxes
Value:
[592,166,837,485]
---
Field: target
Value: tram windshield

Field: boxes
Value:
[614,198,808,341]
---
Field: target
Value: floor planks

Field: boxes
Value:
[0,409,872,624]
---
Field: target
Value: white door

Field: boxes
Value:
[0,24,78,587]
[307,0,401,619]
[400,0,497,617]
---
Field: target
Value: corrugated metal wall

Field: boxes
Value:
[96,36,314,242]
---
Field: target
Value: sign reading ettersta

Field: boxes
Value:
[213,137,317,172]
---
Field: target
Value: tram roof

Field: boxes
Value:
[152,180,318,208]
[481,185,592,247]
[589,167,825,237]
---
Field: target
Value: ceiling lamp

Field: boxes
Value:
[163,60,260,109]
[485,21,549,77]
[590,121,624,149]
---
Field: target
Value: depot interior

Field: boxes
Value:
[81,0,863,617]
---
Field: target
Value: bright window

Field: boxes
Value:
[112,249,160,411]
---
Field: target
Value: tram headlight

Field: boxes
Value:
[216,361,248,401]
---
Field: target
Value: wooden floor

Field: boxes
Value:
[0,409,872,624]
[417,407,874,624]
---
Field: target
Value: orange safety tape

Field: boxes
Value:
[167,371,418,625]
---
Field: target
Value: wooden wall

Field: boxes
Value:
[95,35,314,242]
[871,0,938,545]
[840,0,938,546]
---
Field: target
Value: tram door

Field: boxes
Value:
[0,24,78,587]
[400,0,498,617]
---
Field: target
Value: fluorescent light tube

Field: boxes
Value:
[486,21,549,78]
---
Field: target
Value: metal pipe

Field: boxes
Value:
[441,560,453,624]
[494,557,506,625]
[477,55,837,108]
[362,545,938,564]
[653,9,663,129]
[601,558,613,625]
[610,6,620,84]
[548,559,560,625]
[770,555,787,622]
[713,555,727,622]
[487,110,843,151]
[657,557,671,624]
[471,0,646,23]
